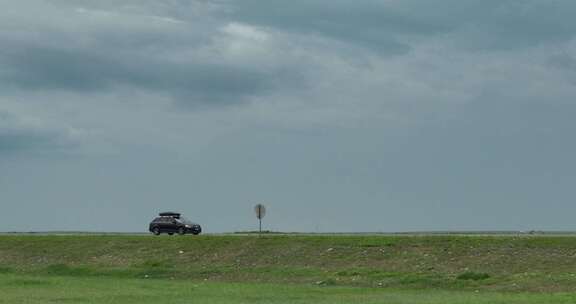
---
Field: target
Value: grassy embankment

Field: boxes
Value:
[2,234,576,303]
[1,234,576,291]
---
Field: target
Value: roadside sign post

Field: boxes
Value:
[254,204,266,235]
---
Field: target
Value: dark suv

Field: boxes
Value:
[149,212,202,235]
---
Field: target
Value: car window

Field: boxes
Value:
[179,217,193,225]
[154,216,180,223]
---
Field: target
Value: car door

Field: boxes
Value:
[158,217,170,232]
[166,217,179,232]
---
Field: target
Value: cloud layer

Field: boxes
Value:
[1,0,576,232]
[0,111,78,154]
[1,0,574,115]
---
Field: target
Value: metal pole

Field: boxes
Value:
[259,218,262,235]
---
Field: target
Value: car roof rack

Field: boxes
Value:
[159,212,181,218]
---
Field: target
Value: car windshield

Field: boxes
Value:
[176,217,194,225]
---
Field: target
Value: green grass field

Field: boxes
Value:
[2,273,576,304]
[2,234,576,303]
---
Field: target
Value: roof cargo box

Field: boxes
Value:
[159,212,181,218]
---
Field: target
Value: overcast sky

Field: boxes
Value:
[1,0,576,233]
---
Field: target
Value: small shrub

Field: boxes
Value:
[359,242,394,248]
[336,271,361,277]
[360,244,380,248]
[139,260,173,269]
[399,274,437,285]
[44,264,93,276]
[6,279,53,286]
[457,271,490,281]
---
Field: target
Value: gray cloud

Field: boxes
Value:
[549,52,576,71]
[3,0,574,112]
[225,0,576,51]
[0,1,302,108]
[0,43,281,106]
[222,0,445,55]
[0,111,77,154]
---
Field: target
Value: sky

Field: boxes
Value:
[1,0,576,233]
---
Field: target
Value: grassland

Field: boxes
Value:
[2,234,576,303]
[3,273,576,304]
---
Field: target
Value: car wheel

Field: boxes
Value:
[168,232,174,235]
[178,227,186,235]
[152,227,161,235]
[192,231,200,235]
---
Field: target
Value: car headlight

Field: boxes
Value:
[185,225,191,228]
